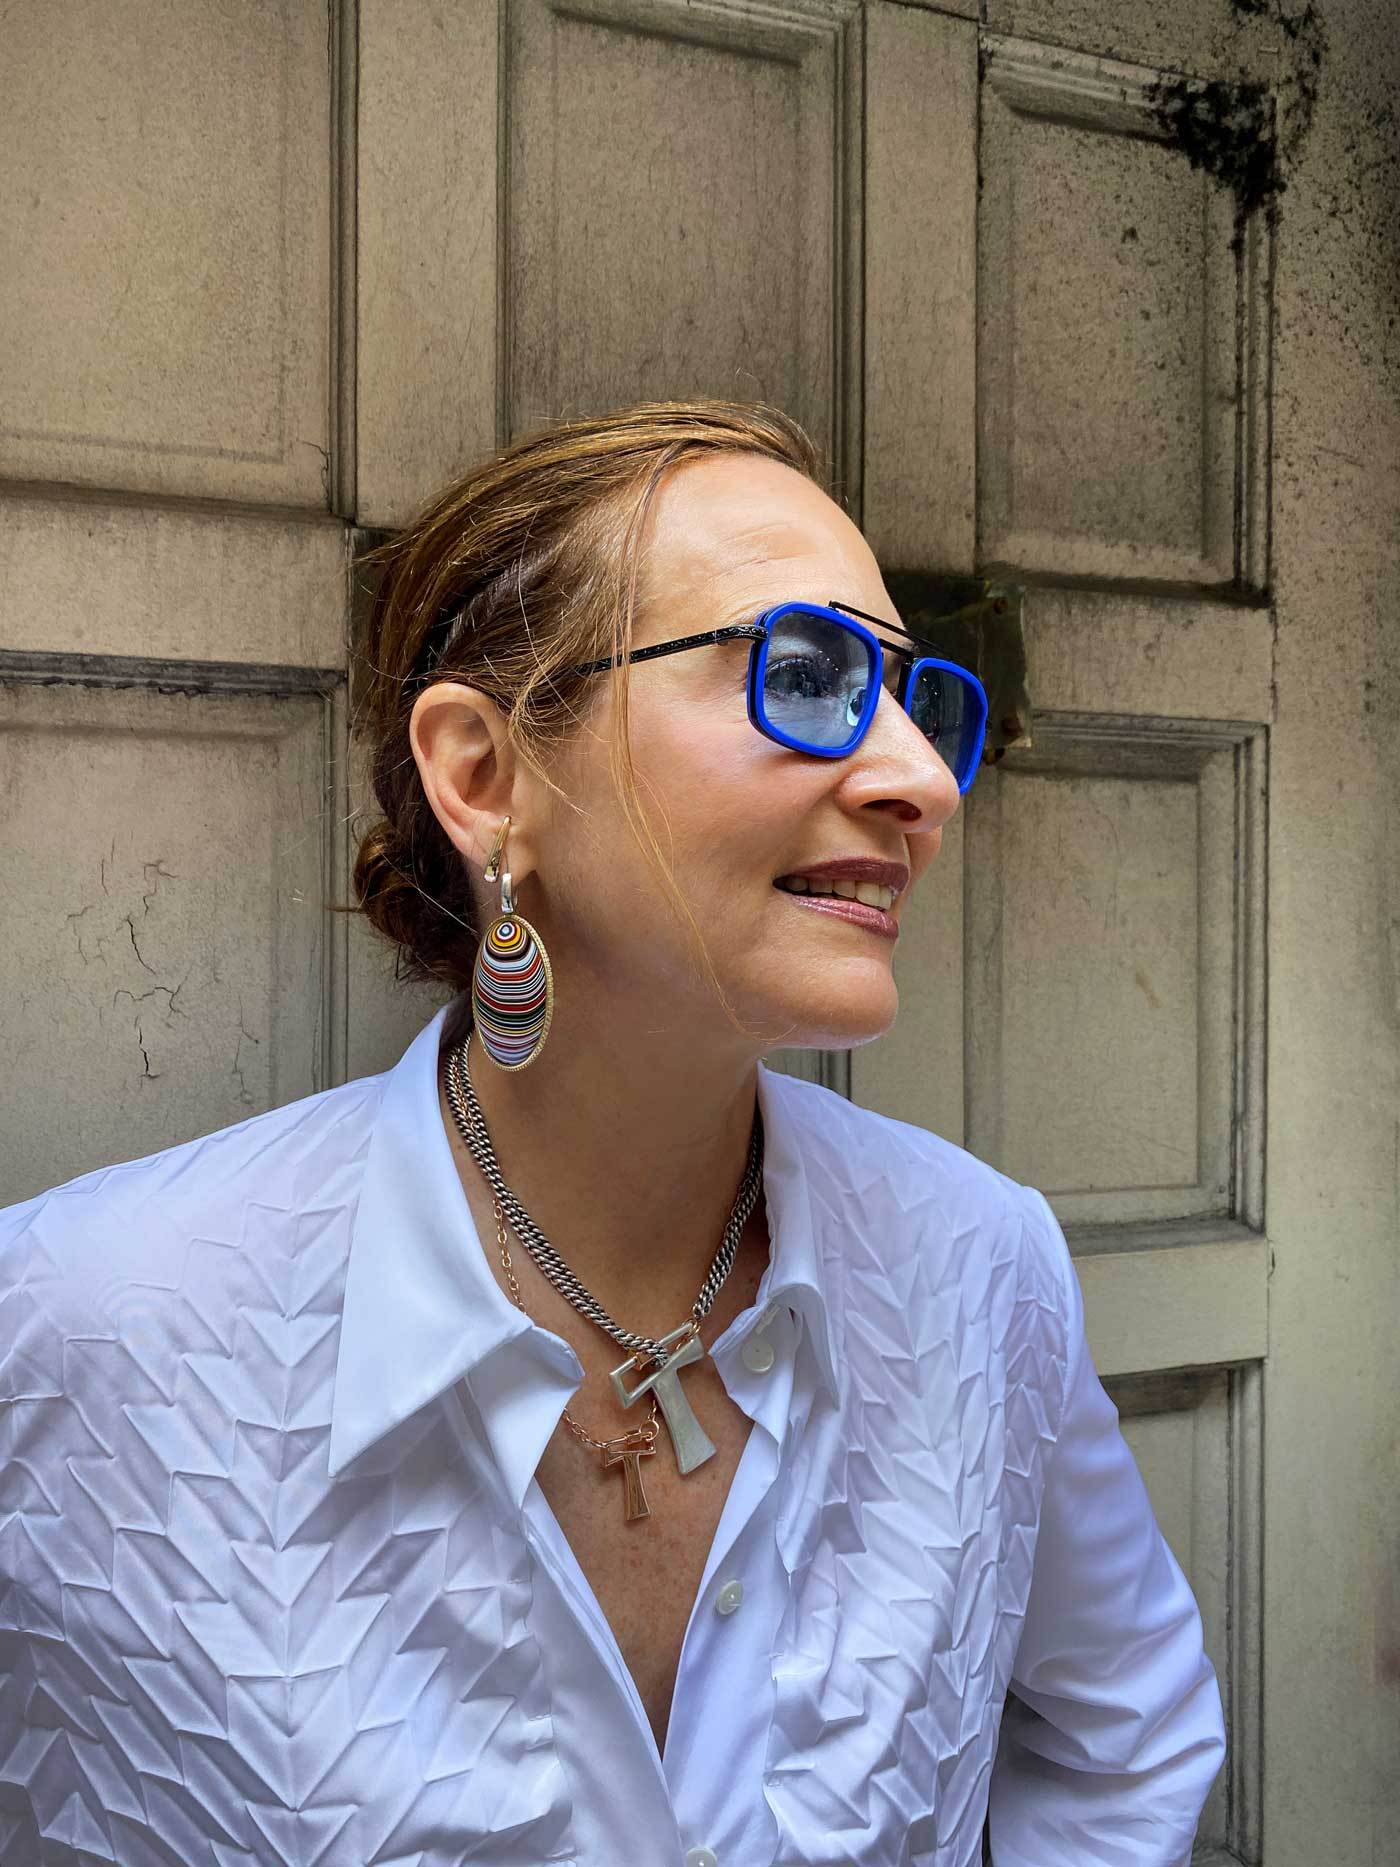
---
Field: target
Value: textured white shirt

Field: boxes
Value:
[0,1004,1225,1866]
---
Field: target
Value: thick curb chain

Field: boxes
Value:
[442,1032,764,1362]
[489,1186,660,1455]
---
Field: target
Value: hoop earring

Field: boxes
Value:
[471,817,555,1071]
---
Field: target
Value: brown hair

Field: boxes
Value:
[349,398,826,998]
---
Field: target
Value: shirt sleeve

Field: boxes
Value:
[986,1189,1227,1866]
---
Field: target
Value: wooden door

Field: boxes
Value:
[5,2,1396,1860]
[1,2,352,1199]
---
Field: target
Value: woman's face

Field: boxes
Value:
[529,452,963,1055]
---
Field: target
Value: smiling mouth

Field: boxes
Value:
[772,879,899,940]
[774,876,896,911]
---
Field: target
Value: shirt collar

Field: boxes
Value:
[751,1061,844,1410]
[328,1006,844,1489]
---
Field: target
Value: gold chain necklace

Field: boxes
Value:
[488,1187,662,1523]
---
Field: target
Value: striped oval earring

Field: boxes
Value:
[470,817,555,1071]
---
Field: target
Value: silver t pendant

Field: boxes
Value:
[609,1324,716,1475]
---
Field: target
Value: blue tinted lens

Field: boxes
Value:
[909,662,974,781]
[762,610,871,749]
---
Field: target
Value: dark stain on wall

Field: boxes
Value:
[1146,0,1327,244]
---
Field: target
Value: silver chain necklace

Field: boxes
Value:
[443,1032,765,1482]
[443,1034,765,1362]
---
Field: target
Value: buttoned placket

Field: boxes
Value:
[507,1295,813,1867]
[663,1297,817,1867]
[443,1330,686,1861]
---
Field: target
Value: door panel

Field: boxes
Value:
[960,721,1258,1228]
[507,0,862,475]
[0,496,347,668]
[1,677,336,1205]
[863,4,977,575]
[0,0,331,506]
[1109,1368,1238,1853]
[978,37,1265,589]
[356,0,499,527]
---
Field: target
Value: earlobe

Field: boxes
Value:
[408,680,517,871]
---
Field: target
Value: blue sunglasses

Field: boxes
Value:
[569,598,989,793]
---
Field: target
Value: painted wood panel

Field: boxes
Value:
[978,38,1267,588]
[1023,588,1274,724]
[863,4,977,572]
[506,0,862,495]
[0,678,333,1206]
[962,721,1264,1229]
[0,0,331,506]
[1078,1232,1267,1376]
[1107,1368,1240,1853]
[356,0,500,528]
[0,496,347,669]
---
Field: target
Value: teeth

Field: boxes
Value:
[777,877,895,911]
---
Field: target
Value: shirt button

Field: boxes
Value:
[741,1334,775,1374]
[715,1579,744,1616]
[685,1850,720,1867]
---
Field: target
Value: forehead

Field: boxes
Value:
[632,452,884,639]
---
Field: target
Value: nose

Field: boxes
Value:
[837,687,963,832]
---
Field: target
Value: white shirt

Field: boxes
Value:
[0,1004,1224,1866]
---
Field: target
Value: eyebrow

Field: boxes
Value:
[709,596,938,662]
[828,599,943,660]
[829,598,912,638]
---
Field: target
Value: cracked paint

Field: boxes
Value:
[230,1000,262,1108]
[123,914,157,976]
[63,850,191,1087]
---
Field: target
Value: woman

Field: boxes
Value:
[0,401,1224,1865]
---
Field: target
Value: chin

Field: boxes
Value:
[747,970,900,1054]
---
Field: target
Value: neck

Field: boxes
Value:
[443,993,766,1338]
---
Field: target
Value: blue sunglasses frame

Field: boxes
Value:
[568,598,989,793]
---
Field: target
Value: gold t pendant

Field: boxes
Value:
[602,1432,656,1521]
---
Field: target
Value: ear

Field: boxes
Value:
[408,680,537,882]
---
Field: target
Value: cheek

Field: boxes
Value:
[560,687,832,905]
[630,705,770,831]
[907,826,944,889]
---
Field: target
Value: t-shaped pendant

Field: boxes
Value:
[601,1433,655,1522]
[610,1324,716,1475]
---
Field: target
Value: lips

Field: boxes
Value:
[773,859,906,941]
[773,856,910,907]
[774,886,899,941]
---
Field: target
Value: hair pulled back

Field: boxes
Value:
[350,399,824,995]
